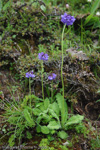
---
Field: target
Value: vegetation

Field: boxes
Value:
[0,0,100,149]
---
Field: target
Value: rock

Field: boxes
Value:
[66,48,89,61]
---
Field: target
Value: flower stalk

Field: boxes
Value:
[38,52,49,101]
[48,73,57,103]
[25,71,35,107]
[51,80,53,103]
[29,77,31,107]
[41,60,44,101]
[61,24,66,128]
[60,13,76,128]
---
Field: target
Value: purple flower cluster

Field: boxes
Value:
[48,73,57,81]
[26,71,35,78]
[26,53,57,81]
[38,52,49,61]
[61,13,76,26]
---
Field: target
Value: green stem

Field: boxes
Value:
[29,77,31,107]
[41,61,44,100]
[51,80,53,103]
[61,24,66,128]
[61,25,66,98]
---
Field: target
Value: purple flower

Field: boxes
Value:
[48,73,57,80]
[25,71,35,78]
[61,13,76,26]
[38,52,49,61]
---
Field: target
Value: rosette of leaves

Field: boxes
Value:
[33,93,84,139]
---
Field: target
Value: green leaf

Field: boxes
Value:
[36,126,41,133]
[85,16,99,27]
[0,0,2,14]
[56,93,68,123]
[39,104,45,111]
[23,109,35,127]
[40,5,46,12]
[49,102,59,116]
[22,94,39,106]
[91,0,100,14]
[33,108,41,115]
[58,131,68,139]
[3,1,10,11]
[96,99,100,103]
[49,109,59,121]
[47,121,61,130]
[97,90,100,93]
[41,126,49,134]
[65,115,84,127]
[56,93,62,110]
[8,134,15,147]
[44,98,50,110]
[84,0,100,26]
[84,14,93,25]
[36,113,51,124]
[26,131,32,139]
[47,135,54,141]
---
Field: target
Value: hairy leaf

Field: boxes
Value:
[49,102,59,116]
[44,98,50,110]
[41,126,49,134]
[65,115,84,127]
[47,121,61,130]
[23,109,35,127]
[58,130,68,139]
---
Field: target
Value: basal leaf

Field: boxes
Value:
[56,93,63,110]
[49,102,59,116]
[39,104,45,111]
[36,126,41,133]
[47,121,61,130]
[36,113,51,124]
[56,93,68,123]
[44,98,50,110]
[49,109,59,121]
[41,126,49,134]
[57,130,68,139]
[23,109,35,127]
[65,115,84,127]
[33,108,41,116]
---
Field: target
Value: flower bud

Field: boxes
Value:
[66,4,69,9]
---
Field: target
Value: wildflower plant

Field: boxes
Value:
[38,52,49,100]
[61,13,75,128]
[48,73,57,103]
[25,70,35,107]
[33,93,84,139]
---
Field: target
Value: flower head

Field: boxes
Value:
[66,4,69,9]
[38,52,49,61]
[61,13,76,26]
[25,71,35,78]
[48,73,57,80]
